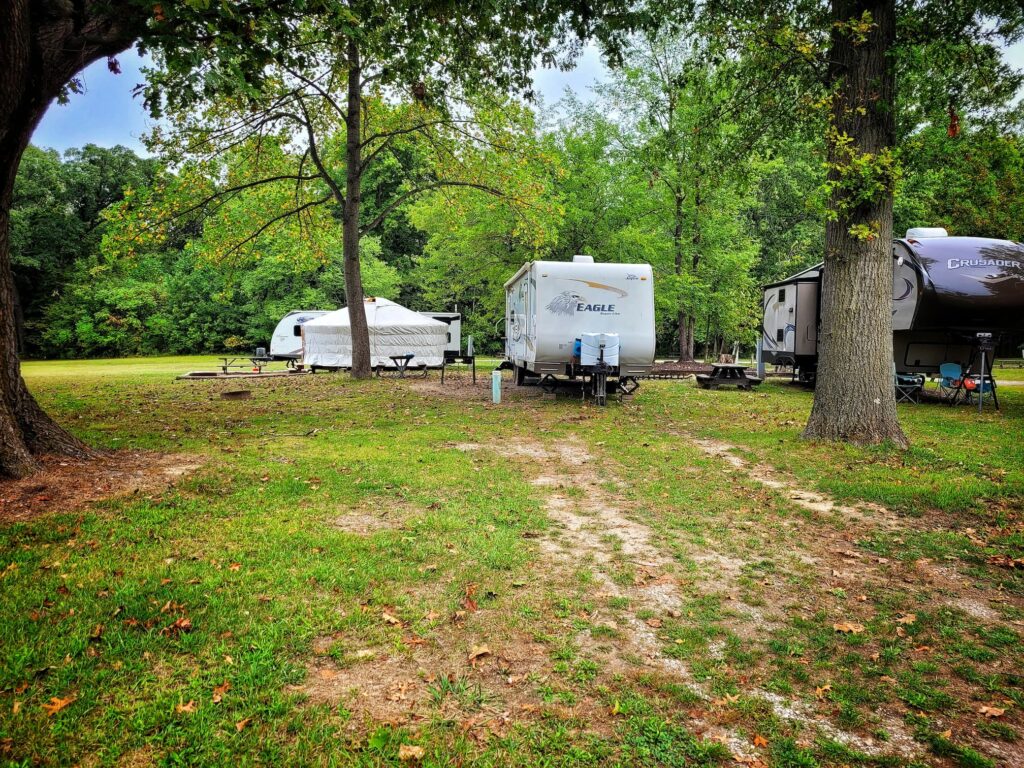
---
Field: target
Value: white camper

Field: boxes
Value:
[418,312,461,358]
[504,256,656,385]
[269,310,329,360]
[301,298,448,370]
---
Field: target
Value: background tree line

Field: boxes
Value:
[11,41,1024,361]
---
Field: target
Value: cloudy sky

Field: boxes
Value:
[32,40,1024,156]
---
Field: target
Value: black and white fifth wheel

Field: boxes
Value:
[761,229,1024,380]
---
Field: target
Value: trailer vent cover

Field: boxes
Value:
[572,254,595,263]
[905,227,947,239]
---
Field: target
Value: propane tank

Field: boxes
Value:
[491,369,502,404]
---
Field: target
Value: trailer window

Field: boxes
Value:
[293,325,302,337]
[778,288,786,302]
[776,328,784,342]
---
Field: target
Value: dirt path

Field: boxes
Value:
[471,436,922,762]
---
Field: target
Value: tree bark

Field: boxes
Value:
[672,191,696,362]
[343,39,371,379]
[803,0,908,448]
[0,1,142,476]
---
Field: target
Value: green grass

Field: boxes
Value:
[1,357,1022,766]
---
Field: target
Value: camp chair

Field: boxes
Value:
[937,362,963,403]
[893,362,923,404]
[962,375,997,408]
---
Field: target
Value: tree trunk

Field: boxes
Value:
[803,0,908,448]
[0,0,140,477]
[343,39,371,379]
[672,191,696,362]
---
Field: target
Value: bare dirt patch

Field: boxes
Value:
[296,626,577,737]
[0,451,202,523]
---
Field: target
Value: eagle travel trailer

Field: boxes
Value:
[504,256,656,396]
[761,230,1024,380]
[269,310,329,361]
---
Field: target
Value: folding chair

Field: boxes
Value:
[937,362,963,403]
[893,362,923,404]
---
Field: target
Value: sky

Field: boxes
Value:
[31,40,1024,156]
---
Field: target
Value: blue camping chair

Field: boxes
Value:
[938,362,962,403]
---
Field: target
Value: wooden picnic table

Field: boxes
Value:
[219,356,273,373]
[695,363,763,391]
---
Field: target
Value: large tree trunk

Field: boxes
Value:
[803,0,908,448]
[0,1,141,476]
[343,39,371,379]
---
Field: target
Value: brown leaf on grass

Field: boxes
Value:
[987,554,1024,569]
[468,645,491,665]
[980,704,1007,718]
[833,621,865,634]
[12,701,22,714]
[879,675,898,685]
[815,684,832,699]
[711,693,740,706]
[229,562,242,572]
[212,681,230,704]
[645,618,663,628]
[160,617,193,637]
[235,717,252,732]
[753,734,769,748]
[463,582,479,612]
[42,695,76,716]
[895,626,907,638]
[175,700,197,714]
[13,682,28,695]
[940,729,952,739]
[89,623,104,641]
[398,744,425,761]
[895,613,917,625]
[382,611,402,626]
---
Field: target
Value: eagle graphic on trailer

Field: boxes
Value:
[504,255,655,387]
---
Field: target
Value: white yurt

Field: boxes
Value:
[301,298,448,369]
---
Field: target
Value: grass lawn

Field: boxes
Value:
[1,357,1022,767]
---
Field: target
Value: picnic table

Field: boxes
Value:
[695,363,763,391]
[219,356,274,373]
[375,354,427,379]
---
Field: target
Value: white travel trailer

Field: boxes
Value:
[418,312,462,359]
[269,310,329,360]
[504,256,656,390]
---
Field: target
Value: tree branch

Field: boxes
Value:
[360,181,503,235]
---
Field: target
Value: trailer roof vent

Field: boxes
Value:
[572,254,595,263]
[906,227,948,239]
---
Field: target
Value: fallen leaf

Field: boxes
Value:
[645,618,663,628]
[212,681,231,704]
[160,616,193,637]
[753,734,769,748]
[176,700,197,714]
[939,729,952,739]
[42,695,76,716]
[235,716,252,732]
[12,701,21,714]
[833,621,865,634]
[468,644,491,665]
[879,675,898,685]
[229,562,242,572]
[398,744,425,761]
[382,611,402,626]
[895,613,917,625]
[980,704,1006,718]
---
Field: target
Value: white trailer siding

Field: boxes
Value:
[269,310,329,359]
[504,260,655,376]
[418,312,461,355]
